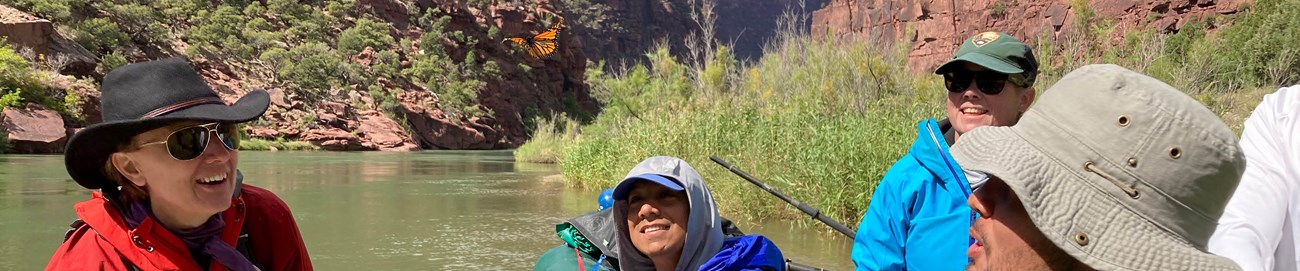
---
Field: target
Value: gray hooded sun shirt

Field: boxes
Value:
[614,156,726,271]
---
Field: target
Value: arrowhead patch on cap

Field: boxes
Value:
[973,32,1000,47]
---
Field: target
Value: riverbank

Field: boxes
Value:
[240,138,321,151]
[515,1,1292,227]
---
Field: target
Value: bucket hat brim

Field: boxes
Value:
[952,126,1242,270]
[64,90,269,190]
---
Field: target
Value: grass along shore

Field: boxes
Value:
[527,1,1293,229]
[240,138,320,151]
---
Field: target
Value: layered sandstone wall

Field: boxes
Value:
[811,0,1251,73]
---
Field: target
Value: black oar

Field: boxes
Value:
[787,260,829,271]
[710,156,856,238]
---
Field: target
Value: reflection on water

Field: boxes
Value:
[0,151,852,270]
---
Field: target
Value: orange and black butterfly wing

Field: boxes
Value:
[531,28,558,41]
[505,37,529,47]
[506,20,565,58]
[528,39,558,58]
[526,22,563,58]
[533,21,563,40]
[505,36,543,57]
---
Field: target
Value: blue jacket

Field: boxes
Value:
[851,119,973,270]
[699,235,785,271]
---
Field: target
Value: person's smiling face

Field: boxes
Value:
[946,62,1035,138]
[625,180,690,261]
[115,121,239,229]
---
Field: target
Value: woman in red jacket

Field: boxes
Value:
[46,57,312,271]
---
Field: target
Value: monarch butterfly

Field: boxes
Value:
[504,20,564,58]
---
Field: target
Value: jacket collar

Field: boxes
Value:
[75,192,247,271]
[910,119,972,196]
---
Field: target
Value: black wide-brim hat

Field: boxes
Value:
[65,57,269,190]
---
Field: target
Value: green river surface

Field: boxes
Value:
[0,151,853,270]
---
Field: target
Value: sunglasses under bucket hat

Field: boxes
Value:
[64,57,270,190]
[951,64,1245,270]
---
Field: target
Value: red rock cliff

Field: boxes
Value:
[0,1,599,151]
[811,0,1251,73]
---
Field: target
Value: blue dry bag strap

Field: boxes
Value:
[592,255,606,271]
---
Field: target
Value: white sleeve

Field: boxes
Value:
[1208,86,1300,271]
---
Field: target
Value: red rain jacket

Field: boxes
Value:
[46,185,313,271]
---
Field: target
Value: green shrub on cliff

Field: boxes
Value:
[1038,0,1300,92]
[1205,0,1300,87]
[400,13,496,119]
[274,42,343,99]
[0,40,32,83]
[0,88,22,109]
[105,2,168,44]
[100,52,127,73]
[1032,0,1294,131]
[71,18,129,53]
[2,0,85,21]
[337,18,394,56]
[324,0,356,19]
[0,39,41,109]
[2,0,510,127]
[0,40,78,115]
[187,5,246,56]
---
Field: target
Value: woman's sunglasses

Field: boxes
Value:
[943,70,1031,95]
[138,122,239,160]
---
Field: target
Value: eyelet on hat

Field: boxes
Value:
[1127,157,1138,167]
[1117,115,1130,127]
[1169,147,1182,159]
[1084,161,1141,199]
[1074,231,1090,246]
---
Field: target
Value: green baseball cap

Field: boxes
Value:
[935,32,1039,85]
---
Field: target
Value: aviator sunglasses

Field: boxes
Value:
[138,122,239,160]
[943,70,1031,95]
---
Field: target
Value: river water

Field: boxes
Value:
[0,151,852,270]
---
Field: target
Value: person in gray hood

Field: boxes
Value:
[612,156,785,271]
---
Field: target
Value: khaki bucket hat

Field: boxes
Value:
[951,64,1246,270]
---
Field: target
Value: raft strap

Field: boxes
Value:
[573,248,586,271]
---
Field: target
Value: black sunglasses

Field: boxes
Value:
[943,70,1030,95]
[138,122,239,160]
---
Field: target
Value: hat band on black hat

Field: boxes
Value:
[141,97,225,119]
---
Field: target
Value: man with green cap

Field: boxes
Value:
[851,31,1039,270]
